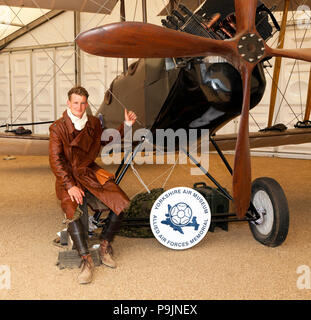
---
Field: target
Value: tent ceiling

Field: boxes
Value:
[0,6,50,40]
[158,0,311,16]
[0,0,118,42]
[1,1,310,17]
[0,0,118,14]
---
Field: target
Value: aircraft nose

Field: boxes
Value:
[75,29,92,53]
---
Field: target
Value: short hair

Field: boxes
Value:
[67,86,89,100]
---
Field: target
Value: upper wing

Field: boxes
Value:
[211,128,311,152]
[0,0,118,14]
[1,128,311,155]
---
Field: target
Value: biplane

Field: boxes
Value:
[1,0,311,248]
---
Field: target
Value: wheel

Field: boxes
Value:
[249,177,289,247]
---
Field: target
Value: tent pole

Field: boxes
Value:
[142,0,147,23]
[304,67,311,121]
[120,0,128,73]
[74,11,81,85]
[267,0,290,127]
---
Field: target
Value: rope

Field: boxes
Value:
[130,163,151,194]
[161,153,179,189]
[129,162,178,200]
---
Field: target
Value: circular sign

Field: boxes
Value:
[150,187,211,250]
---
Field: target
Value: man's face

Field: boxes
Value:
[67,94,88,119]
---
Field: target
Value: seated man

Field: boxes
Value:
[49,86,137,284]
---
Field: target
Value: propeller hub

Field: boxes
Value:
[237,33,265,64]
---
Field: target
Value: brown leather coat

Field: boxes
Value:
[49,110,130,219]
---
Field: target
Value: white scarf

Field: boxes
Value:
[67,108,88,131]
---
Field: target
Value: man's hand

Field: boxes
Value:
[124,108,137,126]
[68,186,85,205]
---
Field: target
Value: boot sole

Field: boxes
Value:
[102,261,117,269]
[79,280,93,284]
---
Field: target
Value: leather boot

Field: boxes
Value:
[78,254,95,284]
[68,219,94,284]
[67,218,89,256]
[99,211,124,268]
[99,239,116,268]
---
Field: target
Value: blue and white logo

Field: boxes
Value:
[162,202,199,234]
[150,187,211,250]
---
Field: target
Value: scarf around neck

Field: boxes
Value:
[67,108,88,131]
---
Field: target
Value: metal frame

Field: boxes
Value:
[186,136,260,224]
[93,135,261,229]
[114,138,146,185]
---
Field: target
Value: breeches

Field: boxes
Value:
[66,190,125,256]
[60,181,130,220]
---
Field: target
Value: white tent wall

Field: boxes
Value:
[32,49,56,134]
[10,51,32,131]
[0,53,10,125]
[0,11,76,134]
[0,1,166,135]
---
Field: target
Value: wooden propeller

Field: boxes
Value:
[76,0,311,218]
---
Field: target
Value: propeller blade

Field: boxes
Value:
[268,47,311,64]
[230,0,257,218]
[234,0,257,34]
[76,22,235,58]
[232,64,253,218]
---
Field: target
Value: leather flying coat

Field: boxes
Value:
[49,110,130,219]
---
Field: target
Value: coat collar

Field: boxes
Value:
[62,110,96,153]
[62,110,75,134]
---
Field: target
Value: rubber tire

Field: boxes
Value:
[249,177,289,247]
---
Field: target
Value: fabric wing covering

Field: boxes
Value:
[0,0,118,13]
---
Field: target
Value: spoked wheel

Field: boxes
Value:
[249,177,289,247]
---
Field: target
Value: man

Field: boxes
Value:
[49,86,137,284]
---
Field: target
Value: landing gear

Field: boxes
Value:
[249,177,289,247]
[95,137,291,248]
[184,138,290,247]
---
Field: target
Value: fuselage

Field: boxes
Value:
[150,60,266,136]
